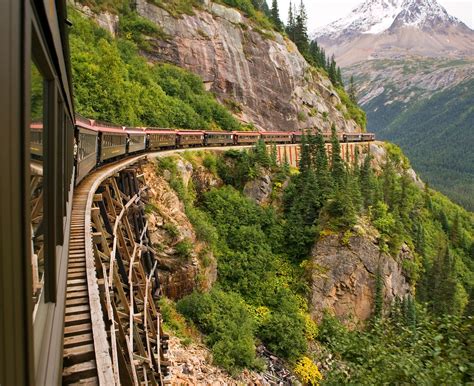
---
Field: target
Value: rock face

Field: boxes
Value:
[243,173,272,204]
[134,0,361,132]
[310,231,411,325]
[143,160,217,300]
[73,1,119,36]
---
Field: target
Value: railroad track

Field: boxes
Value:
[62,173,100,385]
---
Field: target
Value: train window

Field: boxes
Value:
[30,59,45,314]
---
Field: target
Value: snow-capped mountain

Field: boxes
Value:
[313,0,474,66]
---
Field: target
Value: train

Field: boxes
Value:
[73,116,375,184]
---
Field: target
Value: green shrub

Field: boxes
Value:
[177,289,258,373]
[163,222,179,238]
[175,238,193,259]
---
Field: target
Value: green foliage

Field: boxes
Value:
[69,7,240,130]
[318,310,473,385]
[158,297,195,345]
[371,78,474,210]
[177,289,258,372]
[335,86,367,129]
[175,238,193,259]
[147,0,201,17]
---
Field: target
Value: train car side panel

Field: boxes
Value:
[76,125,98,183]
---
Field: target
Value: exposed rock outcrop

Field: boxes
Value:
[134,0,361,132]
[167,335,266,384]
[243,174,272,204]
[73,1,119,36]
[309,228,411,325]
[143,160,217,300]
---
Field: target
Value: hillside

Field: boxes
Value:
[71,0,365,132]
[376,78,474,210]
[145,137,473,383]
[312,0,474,211]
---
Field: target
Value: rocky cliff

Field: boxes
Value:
[132,0,360,132]
[309,225,412,325]
[143,159,218,299]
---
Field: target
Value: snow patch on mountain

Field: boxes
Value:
[313,0,468,39]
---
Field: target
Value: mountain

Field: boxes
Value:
[313,0,474,210]
[313,0,474,66]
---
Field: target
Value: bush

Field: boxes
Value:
[177,289,258,372]
[259,311,307,359]
[175,238,193,259]
[294,356,323,385]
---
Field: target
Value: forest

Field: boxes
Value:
[377,78,474,211]
[155,133,473,383]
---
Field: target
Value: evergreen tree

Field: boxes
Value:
[282,151,290,175]
[348,75,357,104]
[328,55,337,85]
[423,183,432,211]
[336,66,343,86]
[299,132,311,173]
[330,124,345,188]
[286,1,296,41]
[270,143,278,168]
[439,210,450,234]
[360,153,375,209]
[428,244,457,316]
[270,0,283,31]
[374,263,384,319]
[449,213,461,246]
[293,0,309,54]
[314,131,332,201]
[255,139,270,168]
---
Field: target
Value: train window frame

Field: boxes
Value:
[30,17,58,307]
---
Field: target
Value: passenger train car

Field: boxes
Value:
[73,119,376,184]
[1,0,75,384]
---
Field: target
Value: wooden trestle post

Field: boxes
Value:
[89,164,170,384]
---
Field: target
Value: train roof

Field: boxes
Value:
[145,128,177,134]
[177,130,204,135]
[125,127,146,135]
[260,131,292,135]
[232,131,260,136]
[204,131,233,135]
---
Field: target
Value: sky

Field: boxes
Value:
[276,0,474,31]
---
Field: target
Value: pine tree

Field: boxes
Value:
[270,0,283,31]
[299,132,311,173]
[314,131,332,201]
[255,139,270,168]
[336,66,343,86]
[328,55,337,85]
[423,183,432,211]
[348,75,357,104]
[360,153,375,209]
[292,0,309,54]
[270,143,278,168]
[282,151,290,175]
[450,213,461,246]
[428,244,457,316]
[286,1,295,41]
[330,124,345,188]
[374,263,384,319]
